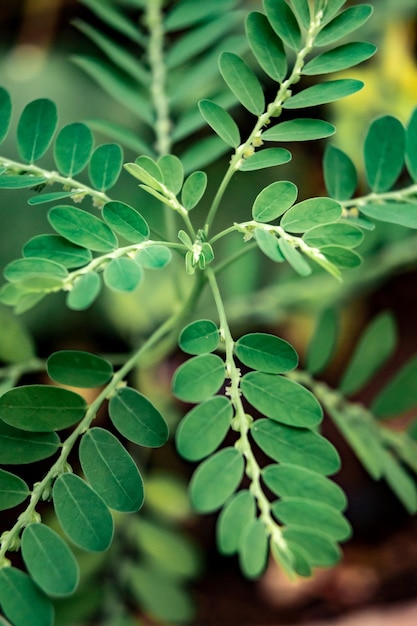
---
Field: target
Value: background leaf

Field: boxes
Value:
[0,87,12,144]
[406,108,417,182]
[306,308,339,375]
[372,355,417,418]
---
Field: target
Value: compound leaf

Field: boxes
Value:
[54,122,93,177]
[190,447,244,512]
[262,118,335,141]
[17,98,57,163]
[47,350,113,388]
[198,99,240,147]
[172,354,225,403]
[235,333,298,373]
[0,567,54,626]
[0,469,29,511]
[252,180,298,222]
[48,205,118,252]
[219,52,265,116]
[364,116,405,193]
[88,143,123,191]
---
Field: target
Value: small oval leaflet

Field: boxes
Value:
[240,147,291,171]
[217,489,255,555]
[272,498,351,542]
[17,98,58,163]
[364,115,405,193]
[280,197,342,233]
[47,350,113,388]
[53,473,114,552]
[135,245,172,269]
[23,234,92,269]
[245,11,287,82]
[102,201,150,243]
[235,333,298,373]
[66,271,101,310]
[89,143,123,191]
[103,257,143,292]
[48,205,118,252]
[219,52,265,116]
[0,384,87,432]
[4,257,68,283]
[252,418,340,475]
[198,99,240,148]
[315,5,374,47]
[303,42,376,76]
[179,319,219,355]
[109,386,169,447]
[262,118,335,142]
[264,0,301,50]
[172,354,225,403]
[303,223,363,249]
[79,427,144,512]
[176,395,233,461]
[254,229,285,262]
[181,170,207,210]
[54,122,93,177]
[0,420,60,464]
[242,371,322,428]
[324,145,358,201]
[190,447,244,512]
[252,181,298,223]
[21,523,80,597]
[239,519,269,579]
[0,567,54,626]
[0,468,29,511]
[319,246,362,269]
[282,527,341,568]
[158,154,184,195]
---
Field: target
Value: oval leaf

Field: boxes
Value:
[179,319,219,355]
[303,42,376,75]
[4,258,68,283]
[246,11,287,82]
[219,52,265,116]
[315,5,374,47]
[235,333,298,373]
[134,245,172,269]
[239,519,269,579]
[181,171,207,210]
[0,420,60,464]
[48,205,118,252]
[198,100,240,148]
[0,567,54,626]
[190,447,244,512]
[172,354,225,403]
[240,147,292,171]
[89,143,123,191]
[102,201,149,243]
[23,234,92,269]
[103,257,143,292]
[273,498,351,541]
[252,180,298,222]
[324,145,357,200]
[262,118,335,141]
[158,154,184,195]
[282,527,341,567]
[17,98,57,163]
[283,80,364,109]
[54,122,93,177]
[47,350,113,388]
[217,489,255,555]
[264,0,301,50]
[303,223,363,249]
[281,197,342,233]
[66,272,101,310]
[0,469,29,511]
[364,115,405,193]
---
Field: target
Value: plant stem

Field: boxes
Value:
[341,183,417,211]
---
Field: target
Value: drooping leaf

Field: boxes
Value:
[181,171,207,210]
[21,523,80,596]
[263,463,347,510]
[262,118,335,141]
[0,469,29,511]
[283,79,363,109]
[66,272,101,310]
[135,245,172,269]
[198,99,240,147]
[254,229,285,262]
[252,180,298,222]
[278,238,312,276]
[79,427,144,512]
[319,245,362,269]
[179,319,219,355]
[172,354,225,403]
[241,371,322,428]
[0,175,47,189]
[234,333,298,373]
[315,5,374,47]
[190,447,244,512]
[303,42,376,75]
[0,420,60,464]
[239,519,269,579]
[54,122,94,177]
[219,52,265,116]
[158,154,184,195]
[339,312,397,396]
[47,350,113,388]
[23,235,92,269]
[273,498,351,541]
[323,145,357,200]
[364,115,405,193]
[240,147,292,171]
[245,12,287,82]
[406,108,417,182]
[88,143,123,191]
[53,473,114,551]
[252,418,340,475]
[372,355,417,419]
[281,197,342,233]
[101,201,150,243]
[176,396,233,461]
[0,567,54,626]
[4,258,68,283]
[0,87,12,144]
[17,98,57,163]
[109,386,169,447]
[306,308,339,375]
[0,385,86,432]
[359,202,417,229]
[263,0,301,50]
[282,527,341,567]
[103,257,143,292]
[303,223,363,249]
[217,489,255,554]
[48,206,118,252]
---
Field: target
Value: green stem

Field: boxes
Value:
[341,183,417,211]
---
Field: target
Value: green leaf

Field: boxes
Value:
[180,135,230,173]
[359,202,417,229]
[198,99,240,148]
[252,180,298,222]
[79,427,144,512]
[219,52,265,116]
[290,0,311,29]
[80,0,145,45]
[109,386,169,447]
[48,205,118,252]
[319,245,361,269]
[278,238,312,276]
[240,147,291,171]
[0,306,34,363]
[0,385,86,432]
[47,350,113,388]
[178,319,219,355]
[282,527,341,567]
[102,201,149,243]
[66,272,101,310]
[263,463,347,510]
[364,116,405,193]
[165,0,239,30]
[0,420,60,464]
[273,498,351,541]
[103,257,143,292]
[263,0,301,50]
[306,308,339,375]
[304,223,363,249]
[252,419,340,475]
[176,396,233,461]
[245,12,287,82]
[27,191,87,206]
[0,567,54,626]
[0,175,47,189]
[21,524,80,597]
[239,519,269,579]
[135,245,172,269]
[281,197,342,233]
[0,87,12,143]
[382,451,417,514]
[54,122,93,177]
[323,145,357,200]
[254,229,285,262]
[262,118,335,141]
[89,143,123,192]
[322,0,347,22]
[406,108,417,182]
[4,258,68,283]
[124,161,164,191]
[0,469,29,510]
[315,5,374,47]
[23,235,92,269]
[217,490,255,554]
[53,473,114,551]
[339,312,397,396]
[17,98,57,163]
[372,355,417,419]
[235,333,298,373]
[283,79,363,109]
[304,42,376,75]
[190,447,244,512]
[181,171,207,210]
[172,354,225,403]
[241,371,322,428]
[158,154,184,195]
